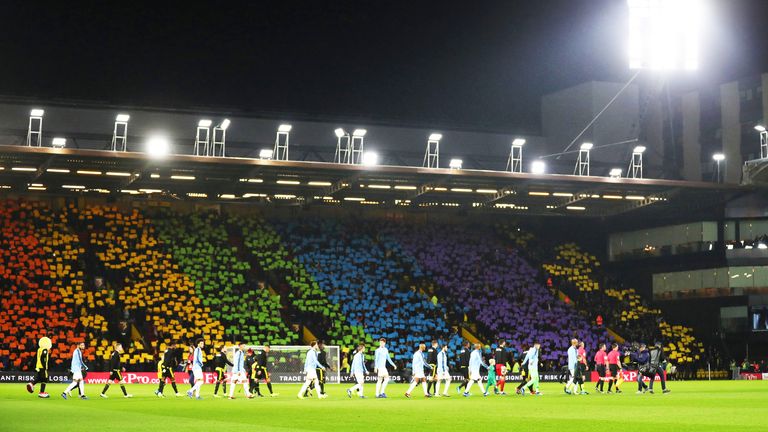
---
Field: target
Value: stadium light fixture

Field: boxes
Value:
[449,158,463,169]
[334,128,351,163]
[531,160,546,174]
[362,151,379,166]
[756,125,767,159]
[508,138,526,173]
[350,129,366,164]
[211,119,230,157]
[27,109,44,147]
[575,143,592,176]
[195,120,212,156]
[712,153,725,183]
[274,124,291,161]
[609,168,622,178]
[259,149,274,160]
[628,145,646,178]
[424,133,441,168]
[112,114,130,152]
[51,137,66,149]
[628,0,703,71]
[146,136,171,158]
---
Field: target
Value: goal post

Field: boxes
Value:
[226,345,341,384]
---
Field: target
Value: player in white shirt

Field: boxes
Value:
[435,344,452,397]
[374,338,397,398]
[297,341,324,399]
[404,343,432,398]
[228,343,253,399]
[346,344,368,398]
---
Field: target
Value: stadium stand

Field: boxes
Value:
[274,218,463,362]
[234,215,369,347]
[384,221,607,363]
[71,205,225,360]
[151,210,298,345]
[0,200,81,370]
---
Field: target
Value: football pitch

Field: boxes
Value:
[1,381,766,431]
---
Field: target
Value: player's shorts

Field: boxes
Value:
[568,367,576,381]
[71,370,83,381]
[429,364,437,378]
[109,370,123,383]
[161,366,175,380]
[305,369,318,380]
[596,364,607,377]
[192,368,203,382]
[215,369,225,382]
[257,367,270,381]
[609,364,620,377]
[437,370,451,380]
[35,369,49,383]
[470,371,481,381]
[528,367,539,378]
[230,371,247,383]
[413,369,426,380]
[461,367,469,379]
[353,372,364,384]
[377,368,390,378]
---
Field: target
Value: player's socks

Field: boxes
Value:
[101,384,110,395]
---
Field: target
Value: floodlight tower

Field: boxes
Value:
[211,119,230,157]
[712,153,725,183]
[424,133,441,168]
[507,138,526,173]
[628,145,645,178]
[194,119,212,156]
[756,125,767,159]
[27,109,44,147]
[274,124,291,161]
[334,128,351,164]
[350,129,367,164]
[112,114,130,152]
[574,142,593,176]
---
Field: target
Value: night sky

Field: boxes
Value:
[2,0,767,132]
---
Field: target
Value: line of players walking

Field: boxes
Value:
[26,335,669,400]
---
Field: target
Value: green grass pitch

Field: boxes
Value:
[1,381,766,431]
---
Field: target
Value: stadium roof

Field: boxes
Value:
[0,145,755,219]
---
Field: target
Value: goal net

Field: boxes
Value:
[226,345,341,384]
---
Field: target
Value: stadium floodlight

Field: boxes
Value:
[449,158,463,169]
[628,0,702,71]
[628,145,646,178]
[424,133,442,168]
[198,119,212,127]
[211,119,230,157]
[259,149,274,160]
[194,120,212,156]
[112,114,130,152]
[350,129,366,164]
[712,153,725,183]
[531,160,546,174]
[27,109,44,147]
[362,151,379,166]
[146,136,170,158]
[609,168,622,178]
[51,137,66,149]
[575,142,592,176]
[274,124,291,161]
[508,138,526,173]
[756,125,767,159]
[334,128,351,163]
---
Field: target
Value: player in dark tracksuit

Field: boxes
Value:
[213,346,233,397]
[155,341,182,397]
[456,341,472,393]
[254,345,276,397]
[426,340,439,395]
[101,343,132,398]
[245,348,258,396]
